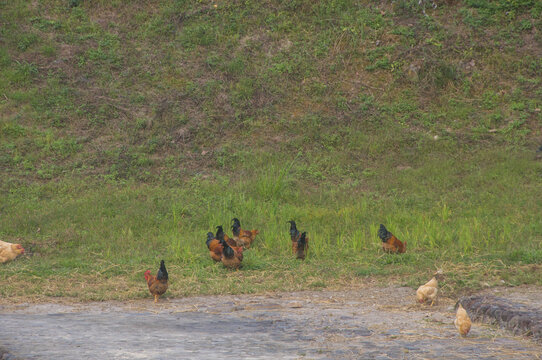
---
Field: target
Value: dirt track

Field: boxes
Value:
[1,286,541,359]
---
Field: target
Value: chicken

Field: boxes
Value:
[0,239,25,264]
[378,224,406,253]
[231,218,259,249]
[221,241,243,269]
[216,225,238,248]
[288,220,301,253]
[293,231,309,260]
[454,303,472,337]
[144,260,169,303]
[206,232,223,262]
[416,270,443,306]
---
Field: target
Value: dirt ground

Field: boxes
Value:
[1,285,541,359]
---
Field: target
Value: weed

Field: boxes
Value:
[17,33,38,51]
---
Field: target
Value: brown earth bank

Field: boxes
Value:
[0,285,541,359]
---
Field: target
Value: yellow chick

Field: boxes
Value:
[416,270,443,306]
[455,303,472,337]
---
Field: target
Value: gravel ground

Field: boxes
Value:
[1,285,541,359]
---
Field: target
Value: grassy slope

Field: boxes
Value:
[0,0,541,302]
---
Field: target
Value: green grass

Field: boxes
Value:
[1,148,541,301]
[0,0,541,302]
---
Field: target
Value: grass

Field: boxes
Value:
[0,0,541,303]
[1,149,541,302]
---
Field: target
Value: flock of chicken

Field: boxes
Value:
[143,219,471,337]
[416,269,472,337]
[205,218,261,269]
[204,218,309,270]
[1,219,470,337]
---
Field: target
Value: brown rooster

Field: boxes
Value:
[216,225,238,248]
[231,218,259,249]
[288,220,301,253]
[293,232,309,260]
[221,241,243,269]
[378,224,406,253]
[144,260,169,303]
[206,232,223,262]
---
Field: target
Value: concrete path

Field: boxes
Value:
[1,286,541,359]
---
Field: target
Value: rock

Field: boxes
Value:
[288,302,303,308]
[459,295,542,341]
